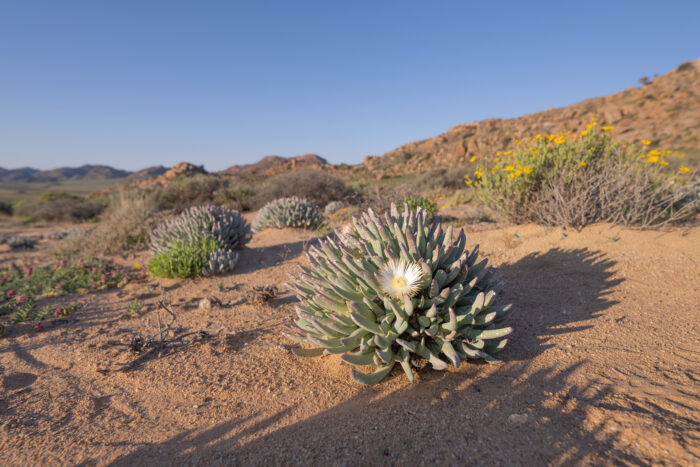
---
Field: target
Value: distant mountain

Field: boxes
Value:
[0,164,130,183]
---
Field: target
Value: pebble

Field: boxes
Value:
[508,413,531,425]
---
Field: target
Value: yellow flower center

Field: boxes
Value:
[391,277,407,289]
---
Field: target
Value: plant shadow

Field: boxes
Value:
[88,247,648,464]
[495,247,622,360]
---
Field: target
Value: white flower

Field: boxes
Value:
[379,259,424,298]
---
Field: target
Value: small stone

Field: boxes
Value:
[198,296,222,311]
[508,413,530,425]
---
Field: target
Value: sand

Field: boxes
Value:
[1,221,698,465]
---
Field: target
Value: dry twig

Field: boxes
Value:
[97,299,224,375]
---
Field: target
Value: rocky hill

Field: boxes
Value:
[221,154,330,181]
[354,58,700,177]
[125,166,168,182]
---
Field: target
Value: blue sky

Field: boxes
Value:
[1,1,698,171]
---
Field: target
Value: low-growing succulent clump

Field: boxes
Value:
[4,236,38,250]
[324,201,347,216]
[253,197,323,232]
[149,205,251,278]
[285,204,512,385]
[0,259,141,326]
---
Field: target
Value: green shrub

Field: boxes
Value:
[402,195,438,218]
[254,169,361,209]
[468,122,697,228]
[0,201,12,216]
[253,197,322,232]
[148,239,220,278]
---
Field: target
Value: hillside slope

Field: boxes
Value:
[356,58,700,177]
[221,154,331,181]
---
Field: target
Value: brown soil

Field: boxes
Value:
[1,222,699,465]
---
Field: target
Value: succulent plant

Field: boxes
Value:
[285,204,512,385]
[253,197,323,232]
[149,206,251,277]
[150,205,251,255]
[45,227,92,240]
[204,248,240,276]
[324,201,346,216]
[5,236,38,249]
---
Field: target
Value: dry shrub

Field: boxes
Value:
[413,167,471,192]
[150,174,254,212]
[254,169,361,209]
[528,157,697,228]
[55,191,161,256]
[471,123,697,229]
[15,192,104,222]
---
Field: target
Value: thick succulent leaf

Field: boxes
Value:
[467,327,513,340]
[399,361,415,384]
[349,312,382,335]
[351,362,395,385]
[375,347,393,364]
[485,338,509,353]
[341,350,376,366]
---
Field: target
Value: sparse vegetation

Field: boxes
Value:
[0,258,138,324]
[13,192,104,222]
[149,174,254,212]
[54,191,160,257]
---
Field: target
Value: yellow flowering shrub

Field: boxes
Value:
[466,122,697,228]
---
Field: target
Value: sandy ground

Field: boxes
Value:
[0,220,699,466]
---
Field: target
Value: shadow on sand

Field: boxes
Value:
[101,247,675,465]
